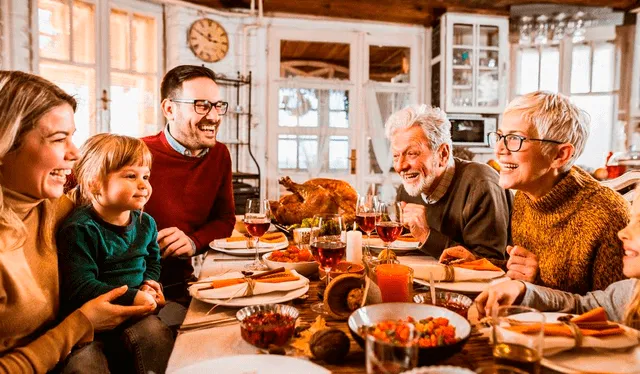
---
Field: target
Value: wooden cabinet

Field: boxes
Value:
[431,13,509,114]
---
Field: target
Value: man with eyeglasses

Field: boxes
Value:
[386,104,513,261]
[443,91,629,295]
[142,65,235,304]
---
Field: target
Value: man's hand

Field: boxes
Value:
[506,245,539,283]
[158,227,195,258]
[399,202,430,243]
[79,286,154,331]
[475,280,526,317]
[439,246,477,263]
[140,280,166,308]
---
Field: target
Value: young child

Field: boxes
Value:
[57,133,173,374]
[476,185,640,325]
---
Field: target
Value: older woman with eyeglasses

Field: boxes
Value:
[441,91,629,294]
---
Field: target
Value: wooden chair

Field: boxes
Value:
[600,170,640,202]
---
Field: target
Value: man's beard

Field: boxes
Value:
[402,172,436,197]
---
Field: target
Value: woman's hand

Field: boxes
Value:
[140,280,166,308]
[506,245,539,283]
[79,286,155,331]
[474,280,526,317]
[439,246,476,263]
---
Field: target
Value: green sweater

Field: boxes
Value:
[57,206,161,313]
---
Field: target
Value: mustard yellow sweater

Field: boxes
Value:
[0,189,93,373]
[512,166,629,294]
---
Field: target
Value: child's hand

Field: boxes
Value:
[133,290,157,310]
[141,280,166,308]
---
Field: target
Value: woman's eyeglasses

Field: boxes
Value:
[171,99,228,115]
[487,131,564,152]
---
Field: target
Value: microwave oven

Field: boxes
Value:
[448,114,497,147]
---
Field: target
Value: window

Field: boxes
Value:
[512,39,618,170]
[36,0,162,146]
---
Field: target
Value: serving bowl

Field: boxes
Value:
[262,251,318,276]
[413,291,474,319]
[347,303,471,366]
[236,304,299,348]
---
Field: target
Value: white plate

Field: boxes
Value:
[193,283,309,307]
[209,241,289,256]
[402,366,474,374]
[366,237,421,252]
[172,354,330,374]
[414,276,510,294]
[541,346,640,374]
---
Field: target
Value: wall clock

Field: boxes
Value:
[187,18,229,63]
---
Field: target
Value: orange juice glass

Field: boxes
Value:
[376,264,414,302]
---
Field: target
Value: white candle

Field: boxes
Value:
[346,230,363,264]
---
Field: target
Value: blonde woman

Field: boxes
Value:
[442,91,629,294]
[0,71,153,373]
[476,184,640,325]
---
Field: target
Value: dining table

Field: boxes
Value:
[166,249,569,373]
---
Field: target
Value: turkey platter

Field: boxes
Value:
[270,177,357,227]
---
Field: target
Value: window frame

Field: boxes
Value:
[31,0,164,143]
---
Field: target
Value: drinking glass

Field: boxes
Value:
[243,199,271,271]
[375,201,403,262]
[366,322,418,374]
[375,264,414,303]
[310,213,345,314]
[476,365,528,374]
[492,306,545,374]
[356,194,380,260]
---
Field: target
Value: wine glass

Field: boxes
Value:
[355,194,380,259]
[243,198,271,271]
[310,213,345,314]
[375,201,403,263]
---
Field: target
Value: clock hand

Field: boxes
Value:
[195,29,216,44]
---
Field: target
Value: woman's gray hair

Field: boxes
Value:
[384,104,452,153]
[504,91,590,173]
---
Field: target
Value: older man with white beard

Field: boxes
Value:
[386,105,512,260]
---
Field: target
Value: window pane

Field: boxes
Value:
[517,47,539,95]
[572,95,614,170]
[328,90,349,128]
[280,40,349,80]
[39,61,96,146]
[278,88,318,128]
[277,135,297,169]
[110,9,129,70]
[591,42,615,93]
[571,44,591,94]
[38,0,70,61]
[110,73,157,137]
[328,135,349,170]
[477,71,499,107]
[479,25,499,47]
[132,14,156,73]
[539,47,559,92]
[298,136,318,170]
[369,46,410,83]
[73,1,94,64]
[453,24,473,45]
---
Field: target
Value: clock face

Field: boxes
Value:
[187,18,229,63]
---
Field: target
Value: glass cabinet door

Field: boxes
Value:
[452,24,474,108]
[477,25,500,108]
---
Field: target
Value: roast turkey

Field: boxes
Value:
[270,177,357,226]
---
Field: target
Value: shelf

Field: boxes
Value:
[478,67,498,71]
[452,85,472,90]
[230,112,251,116]
[233,172,260,179]
[478,46,500,51]
[452,65,472,70]
[219,138,248,145]
[453,45,474,49]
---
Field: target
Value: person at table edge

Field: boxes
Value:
[386,104,513,260]
[442,91,629,294]
[142,65,235,301]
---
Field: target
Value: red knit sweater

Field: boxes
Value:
[142,132,235,250]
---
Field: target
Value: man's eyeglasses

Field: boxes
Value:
[171,99,228,115]
[487,131,564,152]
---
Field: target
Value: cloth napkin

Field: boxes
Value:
[399,258,504,282]
[366,237,420,249]
[212,237,288,249]
[259,232,287,243]
[189,270,308,300]
[498,308,639,356]
[452,259,502,272]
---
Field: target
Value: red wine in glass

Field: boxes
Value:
[356,212,381,234]
[244,219,270,237]
[310,240,346,269]
[376,221,403,243]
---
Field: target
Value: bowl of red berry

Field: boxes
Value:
[236,304,299,349]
